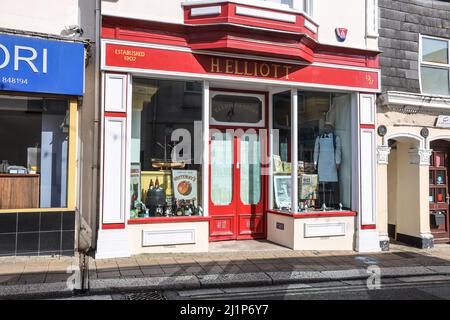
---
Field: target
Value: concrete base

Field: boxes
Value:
[128,221,209,254]
[379,233,390,251]
[396,232,434,249]
[95,229,131,259]
[355,229,381,252]
[267,213,356,251]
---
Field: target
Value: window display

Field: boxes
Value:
[0,96,70,209]
[130,78,203,219]
[271,91,352,213]
[271,91,292,211]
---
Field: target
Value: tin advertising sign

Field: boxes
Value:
[172,170,198,201]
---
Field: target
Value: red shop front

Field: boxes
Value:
[95,10,381,258]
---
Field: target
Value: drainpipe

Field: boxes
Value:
[91,0,101,254]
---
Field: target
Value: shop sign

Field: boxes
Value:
[172,170,198,201]
[436,115,450,128]
[104,43,380,91]
[0,33,85,95]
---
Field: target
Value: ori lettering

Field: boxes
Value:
[0,44,47,74]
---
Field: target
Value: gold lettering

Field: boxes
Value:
[259,63,270,77]
[254,62,258,77]
[234,60,244,75]
[244,61,253,76]
[225,59,234,74]
[284,66,292,79]
[272,64,280,78]
[211,57,221,73]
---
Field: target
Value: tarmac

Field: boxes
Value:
[1,240,450,299]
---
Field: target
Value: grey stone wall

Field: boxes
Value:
[379,0,450,93]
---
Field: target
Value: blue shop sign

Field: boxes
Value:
[0,33,85,95]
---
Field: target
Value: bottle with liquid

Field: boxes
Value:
[150,179,155,189]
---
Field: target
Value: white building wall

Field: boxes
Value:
[0,0,81,35]
[101,0,377,51]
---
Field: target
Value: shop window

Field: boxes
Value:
[271,91,292,211]
[420,35,450,96]
[0,96,70,209]
[211,131,234,206]
[185,0,309,14]
[130,78,204,219]
[270,91,352,213]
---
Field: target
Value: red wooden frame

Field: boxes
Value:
[208,89,269,241]
[102,223,126,230]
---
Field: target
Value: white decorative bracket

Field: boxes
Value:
[409,148,432,166]
[377,145,391,165]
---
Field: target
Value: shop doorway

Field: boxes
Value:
[208,91,267,241]
[429,141,450,243]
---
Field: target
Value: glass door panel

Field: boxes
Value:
[211,132,234,205]
[436,170,446,185]
[436,188,446,203]
[240,133,261,205]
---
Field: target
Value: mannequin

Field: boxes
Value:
[313,122,341,208]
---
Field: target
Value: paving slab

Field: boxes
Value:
[321,269,367,280]
[197,272,273,288]
[266,271,329,284]
[396,275,450,283]
[380,266,436,277]
[222,283,311,294]
[89,275,201,293]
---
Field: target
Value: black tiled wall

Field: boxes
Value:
[0,211,75,256]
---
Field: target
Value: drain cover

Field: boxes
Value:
[124,291,166,300]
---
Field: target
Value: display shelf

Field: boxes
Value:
[128,216,210,224]
[267,209,357,218]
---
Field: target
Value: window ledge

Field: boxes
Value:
[267,209,357,218]
[381,91,450,111]
[128,216,210,224]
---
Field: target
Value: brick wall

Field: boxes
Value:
[379,0,450,93]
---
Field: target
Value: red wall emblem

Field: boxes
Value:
[335,28,348,42]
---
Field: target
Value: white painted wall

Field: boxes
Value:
[101,0,378,51]
[102,0,185,24]
[0,0,79,35]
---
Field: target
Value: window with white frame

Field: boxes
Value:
[420,35,450,96]
[185,0,313,16]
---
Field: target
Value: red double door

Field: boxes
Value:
[208,130,266,241]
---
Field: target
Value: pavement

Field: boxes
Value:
[1,240,450,299]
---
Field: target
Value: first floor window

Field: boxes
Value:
[0,96,70,209]
[421,36,450,96]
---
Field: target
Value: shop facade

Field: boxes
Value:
[376,0,450,250]
[97,0,382,258]
[0,32,86,256]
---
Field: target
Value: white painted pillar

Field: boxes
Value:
[356,93,380,252]
[291,88,298,213]
[268,90,274,210]
[202,81,210,216]
[96,72,131,259]
[377,145,391,251]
